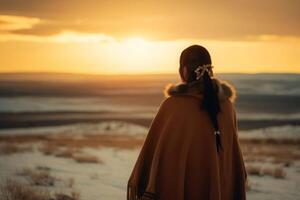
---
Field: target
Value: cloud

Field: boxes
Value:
[0,15,40,31]
[0,14,115,43]
[0,30,115,43]
[0,0,299,41]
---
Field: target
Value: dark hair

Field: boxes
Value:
[179,45,223,153]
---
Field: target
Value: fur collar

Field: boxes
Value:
[164,78,236,103]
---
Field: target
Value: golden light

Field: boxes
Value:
[0,15,40,31]
[1,30,300,74]
[98,36,170,74]
[119,37,154,71]
[123,37,152,56]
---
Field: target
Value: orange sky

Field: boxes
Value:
[0,0,299,74]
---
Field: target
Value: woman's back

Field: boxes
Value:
[127,45,247,200]
[155,94,246,200]
[128,80,247,200]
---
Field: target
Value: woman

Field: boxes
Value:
[127,45,247,200]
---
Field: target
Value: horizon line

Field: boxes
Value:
[0,71,300,76]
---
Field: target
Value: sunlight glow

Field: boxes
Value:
[0,31,299,74]
[0,15,40,31]
[116,37,155,72]
[0,31,114,43]
[97,37,187,74]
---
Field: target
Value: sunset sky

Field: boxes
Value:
[0,0,299,74]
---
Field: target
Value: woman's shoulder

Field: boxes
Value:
[163,77,237,103]
[159,95,179,108]
[156,95,188,113]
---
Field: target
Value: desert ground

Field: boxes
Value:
[0,121,299,200]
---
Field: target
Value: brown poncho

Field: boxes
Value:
[127,78,247,200]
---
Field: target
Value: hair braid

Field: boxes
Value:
[202,71,223,153]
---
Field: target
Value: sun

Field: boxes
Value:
[122,37,152,57]
[112,37,158,73]
[123,37,148,45]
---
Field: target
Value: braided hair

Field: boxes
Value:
[179,45,223,153]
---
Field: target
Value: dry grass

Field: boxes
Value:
[0,133,145,150]
[16,167,56,187]
[0,179,50,200]
[240,140,299,167]
[38,144,75,158]
[0,179,80,200]
[0,143,33,155]
[245,179,253,191]
[261,167,274,177]
[273,167,287,179]
[54,191,80,200]
[89,173,99,180]
[28,171,56,187]
[1,129,299,169]
[38,144,58,156]
[243,155,266,163]
[271,157,293,167]
[240,138,300,145]
[16,167,33,177]
[246,165,263,176]
[38,143,100,164]
[72,154,101,164]
[246,164,287,179]
[64,178,75,188]
[36,166,51,171]
[54,148,81,159]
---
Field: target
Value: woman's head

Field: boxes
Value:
[179,45,212,83]
[179,44,223,153]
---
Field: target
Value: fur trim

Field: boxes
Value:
[164,78,237,103]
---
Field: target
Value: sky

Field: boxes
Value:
[0,0,299,74]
